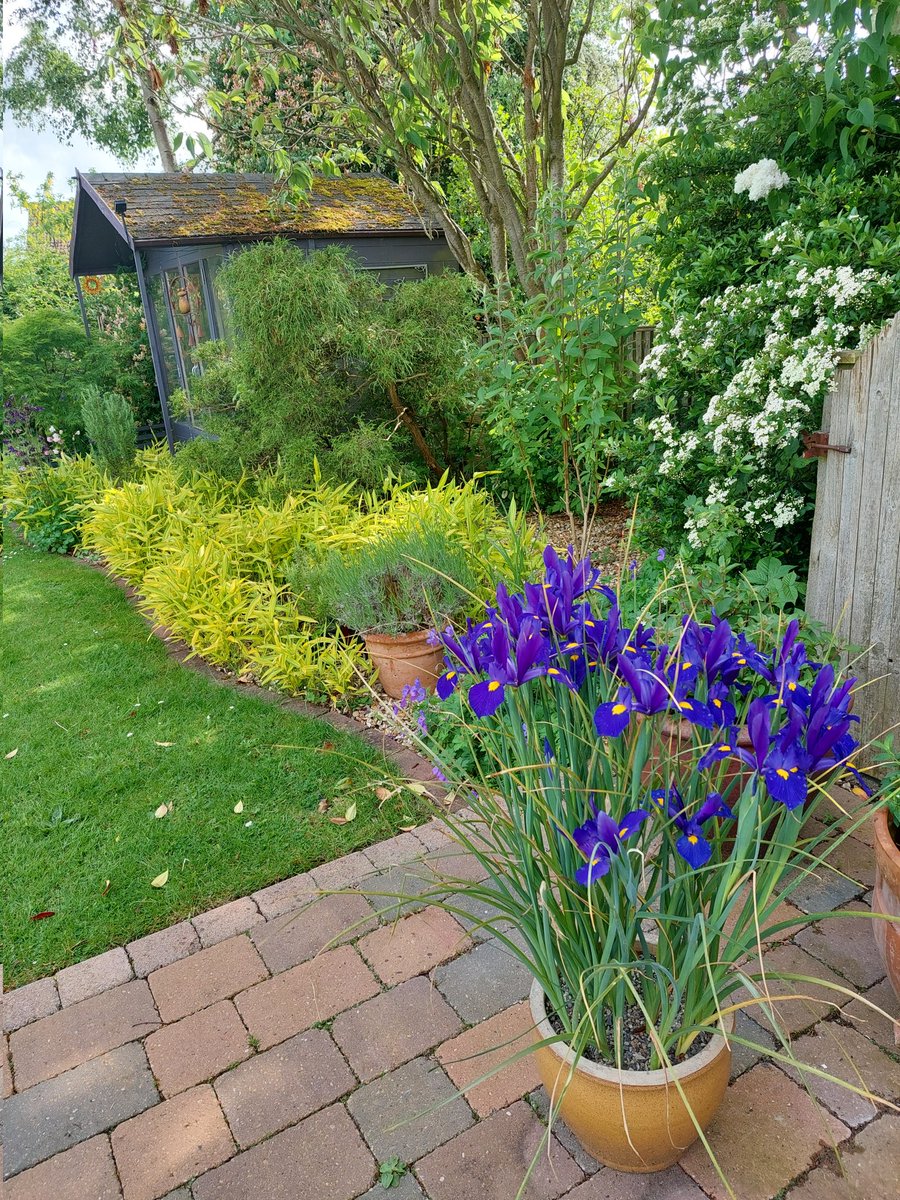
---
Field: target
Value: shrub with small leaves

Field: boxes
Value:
[80,385,137,480]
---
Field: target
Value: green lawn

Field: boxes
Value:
[2,539,428,986]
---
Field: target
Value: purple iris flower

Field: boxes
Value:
[657,548,666,561]
[523,545,608,637]
[468,617,549,717]
[435,617,493,699]
[650,786,733,869]
[572,807,650,886]
[594,648,671,736]
[698,701,810,809]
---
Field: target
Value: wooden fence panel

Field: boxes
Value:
[807,313,900,757]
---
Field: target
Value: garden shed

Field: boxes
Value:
[68,171,457,447]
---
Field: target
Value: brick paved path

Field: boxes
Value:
[3,806,899,1200]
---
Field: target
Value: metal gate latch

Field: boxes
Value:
[801,431,852,458]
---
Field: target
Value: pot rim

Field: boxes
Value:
[363,628,436,647]
[874,806,899,861]
[529,977,734,1089]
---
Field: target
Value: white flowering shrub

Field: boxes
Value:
[616,171,900,563]
[733,158,790,201]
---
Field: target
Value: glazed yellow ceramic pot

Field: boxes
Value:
[529,979,733,1173]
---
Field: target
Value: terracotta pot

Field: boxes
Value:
[363,629,444,699]
[873,808,900,1002]
[529,979,733,1173]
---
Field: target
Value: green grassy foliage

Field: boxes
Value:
[1,539,429,985]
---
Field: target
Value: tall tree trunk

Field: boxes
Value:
[386,381,444,477]
[137,69,177,170]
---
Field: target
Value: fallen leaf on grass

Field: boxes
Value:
[321,741,335,751]
[317,799,329,813]
[406,782,432,797]
[233,800,244,814]
[154,741,175,748]
[374,785,394,802]
[5,748,18,759]
[150,870,169,888]
[345,802,357,822]
[154,803,169,819]
[30,911,55,920]
[329,815,348,825]
[101,880,111,896]
[400,825,419,833]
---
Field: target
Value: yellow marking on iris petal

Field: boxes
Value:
[619,828,629,837]
[719,744,732,752]
[446,670,456,681]
[612,703,627,715]
[772,698,784,706]
[679,701,693,711]
[548,668,560,676]
[776,768,790,780]
[788,681,797,691]
[789,766,798,774]
[565,642,580,650]
[624,645,637,653]
[488,681,501,692]
[683,661,693,670]
[687,835,699,845]
[713,698,722,708]
[737,657,747,665]
[588,660,597,667]
[569,653,580,662]
[585,620,595,627]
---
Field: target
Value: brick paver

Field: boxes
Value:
[251,871,317,920]
[436,1000,541,1116]
[788,862,865,914]
[235,944,380,1050]
[214,1027,355,1147]
[415,1100,584,1200]
[347,1056,475,1162]
[250,891,377,974]
[144,999,251,1097]
[364,831,427,869]
[735,943,849,1036]
[9,980,160,1090]
[331,975,461,1082]
[56,949,134,1007]
[841,976,900,1047]
[680,1064,849,1200]
[3,1042,158,1177]
[795,902,885,988]
[148,935,267,1024]
[4,1135,122,1200]
[358,906,470,985]
[786,1113,900,1199]
[192,897,264,947]
[192,1103,375,1200]
[7,815,895,1200]
[561,1166,708,1198]
[111,1084,234,1200]
[310,850,374,890]
[127,921,200,978]
[2,977,59,1032]
[776,1021,899,1128]
[433,935,532,1022]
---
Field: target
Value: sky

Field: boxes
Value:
[3,8,165,241]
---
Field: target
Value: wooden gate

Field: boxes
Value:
[806,313,900,756]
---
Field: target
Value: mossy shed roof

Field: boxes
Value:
[72,172,442,274]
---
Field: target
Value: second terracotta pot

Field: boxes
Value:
[873,807,900,1002]
[529,979,733,1173]
[363,628,444,699]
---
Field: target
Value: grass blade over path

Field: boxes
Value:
[2,541,428,986]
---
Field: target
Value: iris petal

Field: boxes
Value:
[468,679,505,717]
[676,832,712,869]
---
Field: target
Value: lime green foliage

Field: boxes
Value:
[202,240,480,485]
[80,386,138,480]
[80,451,540,698]
[301,526,476,635]
[4,455,109,554]
[2,538,427,985]
[2,310,90,446]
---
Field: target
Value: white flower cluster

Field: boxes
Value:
[640,253,890,544]
[734,159,791,201]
